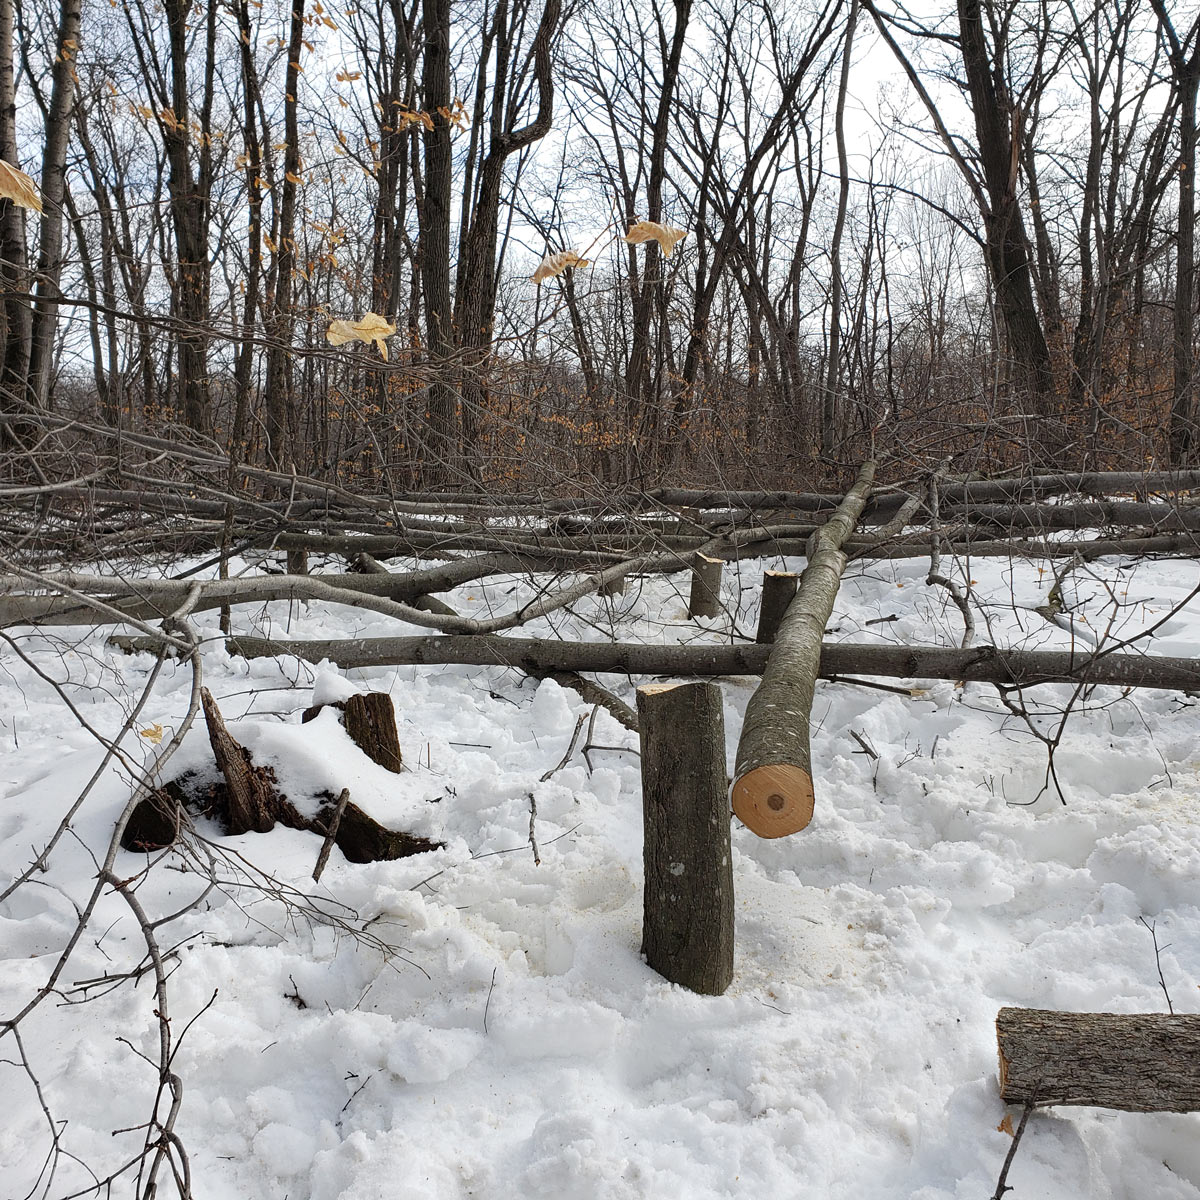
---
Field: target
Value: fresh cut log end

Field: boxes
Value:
[731,763,814,837]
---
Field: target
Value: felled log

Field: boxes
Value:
[221,633,1200,694]
[996,1007,1200,1112]
[638,681,733,995]
[731,460,878,837]
[950,500,1200,533]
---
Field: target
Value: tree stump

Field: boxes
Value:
[637,680,734,996]
[756,570,798,643]
[122,692,437,862]
[688,553,724,619]
[303,691,404,773]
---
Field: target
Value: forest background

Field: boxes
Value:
[2,0,1199,491]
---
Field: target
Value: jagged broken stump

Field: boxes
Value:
[122,688,438,864]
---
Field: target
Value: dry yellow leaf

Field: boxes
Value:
[327,312,395,360]
[0,161,42,213]
[286,170,304,184]
[623,219,688,256]
[531,250,588,284]
[139,722,165,745]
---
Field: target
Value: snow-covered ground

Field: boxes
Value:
[3,547,1200,1199]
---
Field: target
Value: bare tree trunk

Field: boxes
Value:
[264,0,306,470]
[822,0,857,455]
[418,0,459,483]
[0,0,31,436]
[956,0,1055,410]
[24,0,81,411]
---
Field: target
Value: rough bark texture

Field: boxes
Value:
[224,634,1200,694]
[343,693,404,772]
[688,553,724,619]
[997,1007,1200,1112]
[732,460,877,837]
[303,692,404,771]
[124,691,438,861]
[202,686,277,834]
[637,681,733,996]
[756,571,798,643]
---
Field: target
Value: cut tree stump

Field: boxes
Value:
[688,553,724,619]
[996,1007,1200,1112]
[302,691,404,772]
[638,680,734,995]
[756,571,799,643]
[732,460,877,837]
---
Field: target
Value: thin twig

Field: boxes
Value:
[312,788,351,883]
[991,1098,1036,1200]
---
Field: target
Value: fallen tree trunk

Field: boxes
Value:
[948,500,1200,533]
[106,632,1200,693]
[731,461,878,837]
[996,1007,1200,1112]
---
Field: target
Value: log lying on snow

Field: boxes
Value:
[731,461,878,838]
[214,634,1200,693]
[996,1007,1200,1112]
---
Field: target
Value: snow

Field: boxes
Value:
[3,548,1200,1198]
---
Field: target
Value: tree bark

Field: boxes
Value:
[732,460,876,838]
[997,1007,1200,1112]
[143,633,1200,695]
[201,687,280,834]
[687,553,723,619]
[756,571,799,644]
[303,692,404,773]
[637,681,733,996]
[24,0,81,411]
[0,0,31,432]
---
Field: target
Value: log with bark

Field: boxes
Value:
[731,460,878,837]
[996,1007,1200,1112]
[211,634,1200,693]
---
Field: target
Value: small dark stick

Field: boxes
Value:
[991,1099,1036,1200]
[312,787,351,882]
[527,791,541,865]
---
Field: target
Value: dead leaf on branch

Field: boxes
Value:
[0,160,43,213]
[531,250,589,285]
[623,219,688,256]
[327,312,395,360]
